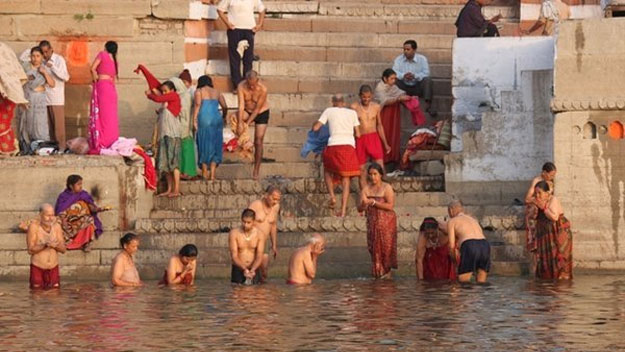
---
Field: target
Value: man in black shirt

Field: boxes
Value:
[455,0,501,37]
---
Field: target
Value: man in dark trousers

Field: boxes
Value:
[455,0,501,37]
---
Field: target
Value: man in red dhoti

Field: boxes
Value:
[312,94,361,217]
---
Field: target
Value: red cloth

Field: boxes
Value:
[30,264,60,289]
[322,145,361,178]
[356,132,384,165]
[133,147,157,191]
[0,98,17,155]
[135,64,161,90]
[158,270,193,285]
[137,64,181,117]
[535,213,573,280]
[66,224,96,250]
[366,197,398,278]
[402,97,426,126]
[423,244,457,280]
[400,132,439,170]
[380,103,401,164]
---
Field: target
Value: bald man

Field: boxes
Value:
[287,234,326,285]
[27,204,66,289]
[447,200,490,283]
[236,70,270,180]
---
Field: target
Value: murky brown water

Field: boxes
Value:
[1,276,624,351]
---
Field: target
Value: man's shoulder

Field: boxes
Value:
[393,54,404,62]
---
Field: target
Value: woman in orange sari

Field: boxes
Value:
[533,181,573,280]
[54,174,104,251]
[359,162,397,279]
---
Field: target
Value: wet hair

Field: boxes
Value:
[38,40,51,49]
[66,174,83,189]
[359,84,373,95]
[120,233,138,248]
[535,181,551,193]
[542,162,556,173]
[245,70,258,80]
[420,217,439,231]
[161,80,176,92]
[105,41,119,78]
[404,39,417,50]
[30,46,43,55]
[368,162,385,176]
[241,208,256,220]
[266,185,281,195]
[197,75,213,89]
[382,68,396,80]
[179,244,198,257]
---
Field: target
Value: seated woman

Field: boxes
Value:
[159,244,198,286]
[415,217,457,281]
[111,233,142,287]
[54,174,105,251]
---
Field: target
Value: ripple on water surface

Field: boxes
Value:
[1,276,624,351]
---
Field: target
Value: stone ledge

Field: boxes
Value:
[551,98,625,112]
[265,1,320,13]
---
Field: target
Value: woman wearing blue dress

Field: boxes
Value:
[192,75,228,181]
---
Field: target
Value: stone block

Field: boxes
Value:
[0,17,15,38]
[41,0,152,16]
[59,250,102,266]
[398,21,456,35]
[151,0,190,19]
[311,18,397,33]
[0,265,29,279]
[15,16,135,38]
[0,251,14,266]
[265,1,319,13]
[0,1,42,14]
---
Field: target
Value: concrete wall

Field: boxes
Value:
[447,37,555,204]
[0,0,215,144]
[553,19,625,269]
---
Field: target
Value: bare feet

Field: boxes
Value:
[82,243,92,253]
[156,191,171,197]
[328,197,336,209]
[168,192,182,198]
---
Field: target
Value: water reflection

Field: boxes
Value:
[0,276,623,351]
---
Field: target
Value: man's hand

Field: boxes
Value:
[404,72,415,81]
[272,246,278,260]
[193,119,198,132]
[46,61,53,68]
[227,22,236,30]
[490,14,502,23]
[252,25,262,33]
[384,143,391,155]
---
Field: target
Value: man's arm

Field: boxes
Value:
[250,235,266,272]
[416,232,427,280]
[49,56,70,82]
[26,224,46,255]
[52,225,66,254]
[312,121,323,132]
[228,231,249,270]
[270,206,279,259]
[246,87,267,124]
[375,107,390,152]
[447,219,457,260]
[415,56,430,81]
[303,252,317,280]
[391,56,405,80]
[237,86,246,123]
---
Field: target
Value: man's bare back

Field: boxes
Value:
[447,213,485,248]
[351,101,381,135]
[287,234,325,285]
[238,80,269,116]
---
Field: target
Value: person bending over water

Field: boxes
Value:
[27,204,66,289]
[247,185,281,280]
[416,217,456,281]
[287,234,326,285]
[229,209,265,285]
[111,233,142,287]
[159,244,198,286]
[447,200,490,283]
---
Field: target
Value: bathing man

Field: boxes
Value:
[287,233,326,285]
[229,208,265,284]
[247,185,281,280]
[447,200,490,283]
[27,203,66,289]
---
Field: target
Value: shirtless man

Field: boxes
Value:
[237,70,270,180]
[447,200,490,283]
[287,234,326,285]
[351,85,391,189]
[27,204,66,289]
[525,162,557,203]
[248,185,281,280]
[229,208,265,284]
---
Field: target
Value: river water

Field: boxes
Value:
[1,276,624,351]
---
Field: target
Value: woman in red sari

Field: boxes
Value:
[359,162,397,279]
[533,181,573,280]
[54,174,105,251]
[416,217,457,281]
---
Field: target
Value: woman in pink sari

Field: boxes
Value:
[88,41,119,154]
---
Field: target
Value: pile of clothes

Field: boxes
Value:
[399,120,451,170]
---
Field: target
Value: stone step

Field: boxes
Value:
[207,59,451,80]
[210,74,451,96]
[221,92,453,113]
[224,144,310,163]
[216,161,322,179]
[210,31,456,50]
[270,110,452,127]
[0,210,122,233]
[213,16,519,36]
[0,231,123,251]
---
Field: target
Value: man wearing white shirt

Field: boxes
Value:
[39,40,70,150]
[392,39,435,116]
[312,94,361,217]
[217,0,266,91]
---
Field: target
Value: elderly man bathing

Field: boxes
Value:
[248,185,281,280]
[287,234,326,285]
[447,200,491,283]
[27,204,66,289]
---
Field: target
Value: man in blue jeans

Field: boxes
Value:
[217,0,266,92]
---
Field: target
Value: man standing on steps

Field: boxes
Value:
[235,70,270,180]
[392,39,436,116]
[312,94,361,217]
[447,200,491,283]
[247,185,281,281]
[40,40,70,150]
[217,0,266,91]
[351,85,390,190]
[455,0,501,38]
